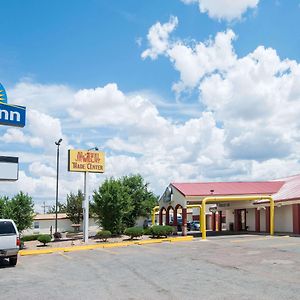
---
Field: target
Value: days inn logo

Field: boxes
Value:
[0,83,8,103]
[0,82,26,128]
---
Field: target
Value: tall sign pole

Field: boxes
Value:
[83,171,89,243]
[68,149,105,243]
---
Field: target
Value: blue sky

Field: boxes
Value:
[1,0,300,211]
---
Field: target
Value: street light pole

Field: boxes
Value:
[55,138,63,234]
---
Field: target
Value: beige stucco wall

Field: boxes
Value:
[225,210,234,230]
[274,205,293,233]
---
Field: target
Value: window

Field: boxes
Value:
[0,221,16,235]
[33,221,39,229]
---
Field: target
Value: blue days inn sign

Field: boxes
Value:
[0,83,26,127]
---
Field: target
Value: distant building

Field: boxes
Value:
[23,213,99,235]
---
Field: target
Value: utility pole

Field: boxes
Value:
[42,201,50,214]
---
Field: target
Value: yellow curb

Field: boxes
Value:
[19,249,54,256]
[169,236,193,242]
[19,236,194,256]
[136,240,163,245]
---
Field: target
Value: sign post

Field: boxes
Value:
[68,149,105,243]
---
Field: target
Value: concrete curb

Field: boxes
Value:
[19,236,193,256]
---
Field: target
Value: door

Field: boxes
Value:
[234,209,247,231]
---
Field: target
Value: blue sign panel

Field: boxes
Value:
[0,103,26,127]
[0,83,8,103]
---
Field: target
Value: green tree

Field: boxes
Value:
[66,190,84,224]
[92,178,132,235]
[92,175,158,234]
[3,192,34,232]
[47,202,67,214]
[122,174,158,227]
[0,196,9,218]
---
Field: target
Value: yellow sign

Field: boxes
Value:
[68,149,105,173]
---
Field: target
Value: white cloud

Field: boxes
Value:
[69,83,169,135]
[141,16,178,60]
[168,30,237,93]
[181,0,259,21]
[142,20,300,182]
[8,80,74,114]
[29,162,56,178]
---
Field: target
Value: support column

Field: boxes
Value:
[182,208,187,236]
[255,208,260,232]
[173,209,178,233]
[218,211,222,232]
[266,207,270,233]
[211,213,216,231]
[166,209,170,225]
[234,209,239,231]
[159,209,163,225]
[293,204,300,234]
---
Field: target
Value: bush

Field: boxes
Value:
[21,234,39,242]
[95,230,111,242]
[53,232,62,240]
[149,225,174,238]
[143,227,152,236]
[37,234,52,246]
[124,227,144,239]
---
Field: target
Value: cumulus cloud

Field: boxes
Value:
[141,16,178,60]
[142,18,300,179]
[69,83,169,135]
[142,18,237,92]
[181,0,260,21]
[8,80,74,114]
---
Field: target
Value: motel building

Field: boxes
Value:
[158,174,300,236]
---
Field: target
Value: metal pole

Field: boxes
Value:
[55,143,60,233]
[83,172,89,243]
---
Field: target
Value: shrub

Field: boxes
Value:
[21,234,39,242]
[143,227,152,236]
[149,225,174,238]
[53,232,62,240]
[95,230,111,242]
[124,227,144,239]
[37,234,52,246]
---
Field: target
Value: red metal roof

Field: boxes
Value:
[273,174,300,201]
[171,181,285,197]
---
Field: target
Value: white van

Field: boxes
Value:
[0,219,20,266]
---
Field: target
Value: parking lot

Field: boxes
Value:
[1,234,300,300]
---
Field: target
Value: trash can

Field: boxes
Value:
[229,222,234,231]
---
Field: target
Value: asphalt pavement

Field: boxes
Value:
[1,234,300,300]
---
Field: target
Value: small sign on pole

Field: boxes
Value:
[0,156,19,181]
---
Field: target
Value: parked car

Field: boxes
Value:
[190,221,200,231]
[170,220,192,232]
[0,219,20,266]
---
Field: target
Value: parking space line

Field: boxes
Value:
[230,236,290,243]
[267,242,300,248]
[97,248,118,255]
[137,244,163,252]
[58,252,72,260]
